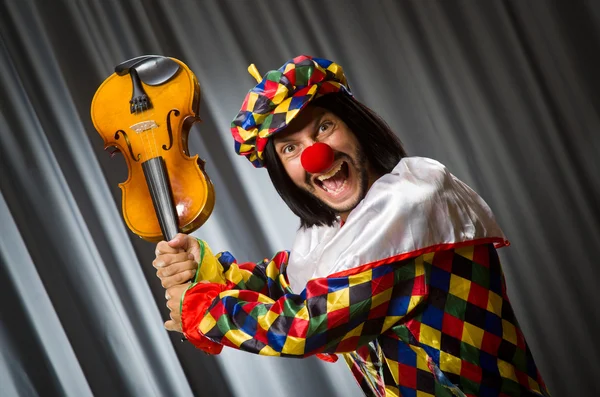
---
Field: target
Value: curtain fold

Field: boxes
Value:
[1,1,598,396]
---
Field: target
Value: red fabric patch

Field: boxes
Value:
[367,301,389,320]
[412,274,428,295]
[337,336,360,352]
[371,272,394,295]
[319,82,340,94]
[327,307,350,327]
[254,325,269,344]
[442,313,464,340]
[515,368,530,388]
[481,332,502,355]
[461,360,483,383]
[270,299,285,315]
[263,79,279,96]
[467,282,490,309]
[272,251,288,268]
[284,69,296,86]
[310,68,325,83]
[405,319,421,342]
[397,363,417,389]
[306,278,329,299]
[316,353,339,363]
[516,328,527,350]
[256,136,268,153]
[432,249,454,272]
[473,244,490,268]
[287,317,309,338]
[181,282,227,354]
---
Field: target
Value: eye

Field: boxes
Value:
[318,121,333,134]
[282,144,296,154]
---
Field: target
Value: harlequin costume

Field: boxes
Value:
[180,56,550,397]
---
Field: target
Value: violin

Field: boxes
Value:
[91,55,214,242]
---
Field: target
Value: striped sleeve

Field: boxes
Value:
[181,249,429,357]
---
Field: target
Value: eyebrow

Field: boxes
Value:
[275,112,327,147]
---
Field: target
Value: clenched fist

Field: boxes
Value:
[164,283,189,332]
[154,233,200,288]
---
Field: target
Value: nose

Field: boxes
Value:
[301,142,334,174]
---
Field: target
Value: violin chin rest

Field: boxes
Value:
[114,55,180,86]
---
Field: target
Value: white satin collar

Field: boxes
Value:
[287,157,507,293]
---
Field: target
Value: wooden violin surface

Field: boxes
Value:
[91,56,214,242]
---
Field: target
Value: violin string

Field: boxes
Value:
[137,104,149,162]
[149,100,159,161]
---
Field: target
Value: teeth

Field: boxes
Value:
[321,179,347,194]
[317,162,343,181]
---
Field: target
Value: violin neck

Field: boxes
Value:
[141,157,179,241]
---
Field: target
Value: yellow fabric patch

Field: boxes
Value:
[455,245,474,261]
[382,315,402,331]
[462,322,485,348]
[449,274,471,301]
[439,351,462,375]
[224,264,244,286]
[237,125,257,142]
[416,349,430,371]
[285,108,300,123]
[349,269,372,286]
[327,288,350,312]
[282,335,306,355]
[273,97,292,114]
[423,252,435,264]
[502,320,518,345]
[224,329,251,347]
[414,260,425,277]
[272,84,289,104]
[420,324,442,350]
[497,359,518,382]
[199,313,217,334]
[196,240,227,285]
[408,295,425,312]
[259,344,280,356]
[487,291,503,315]
[342,323,364,340]
[258,310,280,330]
[246,92,259,110]
[371,288,393,308]
[238,142,254,154]
[283,63,295,74]
[295,306,310,321]
[528,377,542,393]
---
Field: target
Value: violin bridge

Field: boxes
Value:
[130,120,159,133]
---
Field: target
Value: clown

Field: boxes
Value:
[154,56,549,397]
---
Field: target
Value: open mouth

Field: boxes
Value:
[314,161,350,195]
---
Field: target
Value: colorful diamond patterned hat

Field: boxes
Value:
[231,55,352,167]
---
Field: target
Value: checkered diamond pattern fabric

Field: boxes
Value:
[230,55,350,167]
[181,241,549,397]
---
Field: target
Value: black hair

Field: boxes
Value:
[263,92,407,228]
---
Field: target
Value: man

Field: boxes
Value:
[154,56,549,396]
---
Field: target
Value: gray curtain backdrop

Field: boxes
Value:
[1,0,598,396]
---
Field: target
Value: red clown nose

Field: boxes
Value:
[301,142,335,174]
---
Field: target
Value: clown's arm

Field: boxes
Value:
[156,236,280,295]
[179,241,428,357]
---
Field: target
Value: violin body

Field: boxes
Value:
[91,56,214,242]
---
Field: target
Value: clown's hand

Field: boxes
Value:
[164,283,189,332]
[153,233,199,289]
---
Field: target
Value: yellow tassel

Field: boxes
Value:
[247,64,262,83]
